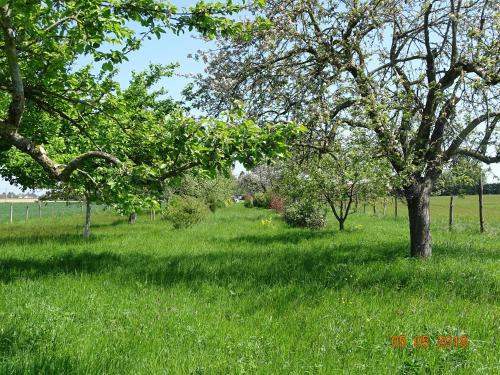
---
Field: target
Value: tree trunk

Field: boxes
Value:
[394,196,398,219]
[448,193,454,231]
[129,211,137,224]
[479,175,484,233]
[383,198,387,216]
[83,200,91,240]
[405,180,433,258]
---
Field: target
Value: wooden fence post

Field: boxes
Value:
[479,175,484,233]
[449,193,454,231]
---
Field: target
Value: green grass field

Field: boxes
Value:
[0,196,498,374]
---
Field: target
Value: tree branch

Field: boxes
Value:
[59,151,122,181]
[445,111,500,160]
[456,149,499,164]
[0,4,25,129]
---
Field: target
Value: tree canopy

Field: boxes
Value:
[193,0,499,257]
[0,0,299,210]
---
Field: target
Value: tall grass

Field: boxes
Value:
[0,196,498,374]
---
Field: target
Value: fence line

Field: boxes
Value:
[0,201,86,224]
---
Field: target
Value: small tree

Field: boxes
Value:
[281,134,391,231]
[236,164,281,195]
[173,172,236,212]
[435,158,483,231]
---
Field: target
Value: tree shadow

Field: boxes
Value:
[0,251,121,283]
[91,218,127,228]
[0,233,105,247]
[0,234,496,310]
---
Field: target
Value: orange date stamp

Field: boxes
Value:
[391,335,468,349]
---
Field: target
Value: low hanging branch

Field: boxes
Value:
[1,128,121,182]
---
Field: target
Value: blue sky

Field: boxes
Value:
[1,1,498,192]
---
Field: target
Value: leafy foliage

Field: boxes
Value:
[283,200,327,229]
[243,194,254,208]
[195,0,500,256]
[269,195,285,213]
[173,173,236,212]
[253,192,272,208]
[162,195,209,229]
[0,0,300,216]
[236,164,282,195]
[435,158,484,196]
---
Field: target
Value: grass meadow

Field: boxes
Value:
[0,196,498,374]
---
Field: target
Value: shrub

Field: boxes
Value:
[243,194,254,208]
[269,195,285,213]
[206,196,225,213]
[253,192,272,208]
[283,200,327,229]
[162,196,209,228]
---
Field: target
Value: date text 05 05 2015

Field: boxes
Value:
[391,335,468,349]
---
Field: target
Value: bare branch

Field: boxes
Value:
[456,149,499,164]
[0,4,25,129]
[445,111,500,159]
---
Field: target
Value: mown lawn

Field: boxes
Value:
[0,197,498,374]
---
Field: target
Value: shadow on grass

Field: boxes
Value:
[0,233,105,247]
[0,251,121,283]
[1,236,496,307]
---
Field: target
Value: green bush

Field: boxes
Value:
[283,200,327,229]
[253,192,272,208]
[162,196,209,229]
[243,194,254,208]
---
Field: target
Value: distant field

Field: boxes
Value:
[1,195,498,228]
[366,195,500,233]
[0,198,38,203]
[0,196,498,374]
[0,201,99,223]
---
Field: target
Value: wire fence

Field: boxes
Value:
[0,201,87,224]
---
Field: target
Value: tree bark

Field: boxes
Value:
[479,175,484,233]
[448,193,454,231]
[83,200,91,239]
[394,196,398,219]
[129,211,137,224]
[405,179,433,258]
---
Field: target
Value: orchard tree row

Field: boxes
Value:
[193,0,499,257]
[0,0,300,236]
